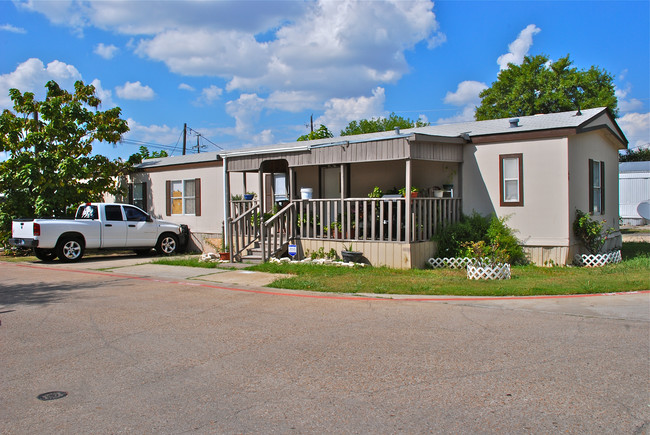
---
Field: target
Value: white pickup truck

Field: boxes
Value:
[9,203,187,262]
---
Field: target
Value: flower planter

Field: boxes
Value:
[574,250,621,267]
[341,250,363,263]
[243,194,255,200]
[467,263,511,280]
[428,257,475,269]
[219,252,230,261]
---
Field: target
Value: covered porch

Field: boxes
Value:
[223,131,466,268]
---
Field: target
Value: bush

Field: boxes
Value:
[435,213,527,264]
[434,212,491,257]
[573,209,614,254]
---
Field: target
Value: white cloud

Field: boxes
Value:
[497,24,541,70]
[125,118,181,148]
[178,83,195,92]
[225,93,266,137]
[1,23,26,33]
[94,43,119,59]
[194,85,223,106]
[266,91,321,113]
[444,81,487,106]
[618,112,650,148]
[616,84,644,113]
[436,105,477,125]
[317,87,387,134]
[0,58,82,108]
[115,81,155,100]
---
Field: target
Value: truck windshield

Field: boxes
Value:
[76,205,98,220]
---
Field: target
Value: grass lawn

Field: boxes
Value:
[155,242,650,297]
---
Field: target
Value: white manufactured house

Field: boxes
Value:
[619,161,650,225]
[117,108,627,268]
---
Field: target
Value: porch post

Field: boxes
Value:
[289,167,294,202]
[340,164,345,236]
[222,157,231,261]
[405,159,412,242]
[258,164,266,262]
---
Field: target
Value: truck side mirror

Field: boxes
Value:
[146,215,153,223]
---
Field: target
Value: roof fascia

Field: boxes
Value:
[470,127,578,144]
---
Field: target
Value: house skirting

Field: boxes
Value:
[523,233,622,266]
[298,239,437,269]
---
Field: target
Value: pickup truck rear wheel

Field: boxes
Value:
[156,233,179,256]
[57,236,85,262]
[34,248,57,262]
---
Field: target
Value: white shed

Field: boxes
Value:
[619,161,650,225]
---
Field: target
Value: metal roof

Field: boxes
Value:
[136,151,220,169]
[620,161,650,173]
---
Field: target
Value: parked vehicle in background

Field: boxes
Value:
[9,203,187,262]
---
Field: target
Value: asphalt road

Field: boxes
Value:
[1,258,649,434]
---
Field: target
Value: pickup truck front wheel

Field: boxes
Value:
[156,233,179,256]
[57,236,85,262]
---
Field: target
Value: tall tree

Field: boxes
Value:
[341,112,429,136]
[297,124,334,141]
[619,146,650,162]
[127,145,169,165]
[475,54,618,121]
[0,80,130,244]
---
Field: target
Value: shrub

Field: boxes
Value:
[435,213,527,264]
[573,209,615,254]
[434,212,491,257]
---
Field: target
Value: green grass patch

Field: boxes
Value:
[148,243,650,296]
[152,256,238,270]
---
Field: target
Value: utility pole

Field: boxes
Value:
[196,133,201,153]
[182,123,187,155]
[310,114,314,133]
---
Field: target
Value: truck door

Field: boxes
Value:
[102,205,128,248]
[123,205,158,247]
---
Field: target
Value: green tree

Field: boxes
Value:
[297,124,333,141]
[127,145,169,164]
[341,112,429,136]
[619,146,650,162]
[475,54,618,121]
[0,80,130,244]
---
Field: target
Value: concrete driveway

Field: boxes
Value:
[1,258,649,434]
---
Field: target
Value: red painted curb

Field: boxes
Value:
[5,262,650,302]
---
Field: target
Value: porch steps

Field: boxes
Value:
[241,246,263,264]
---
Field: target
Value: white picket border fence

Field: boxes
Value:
[467,263,511,280]
[427,257,476,269]
[574,250,622,267]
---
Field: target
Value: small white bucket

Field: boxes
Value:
[300,188,313,199]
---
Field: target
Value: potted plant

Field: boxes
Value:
[231,194,242,201]
[433,186,444,198]
[244,191,257,201]
[341,243,363,263]
[398,186,419,197]
[443,165,457,191]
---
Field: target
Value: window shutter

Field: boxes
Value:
[195,178,201,217]
[166,180,171,216]
[128,183,134,204]
[588,159,594,214]
[142,181,148,211]
[600,162,605,214]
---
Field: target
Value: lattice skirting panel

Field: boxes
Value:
[427,257,476,269]
[467,263,511,280]
[574,250,622,267]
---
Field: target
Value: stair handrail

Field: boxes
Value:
[228,203,261,262]
[261,202,296,261]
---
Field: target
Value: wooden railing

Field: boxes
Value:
[261,202,296,261]
[294,197,461,242]
[228,197,461,262]
[229,201,260,261]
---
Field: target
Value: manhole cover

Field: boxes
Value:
[37,391,68,401]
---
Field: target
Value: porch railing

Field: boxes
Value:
[294,197,461,243]
[228,197,461,262]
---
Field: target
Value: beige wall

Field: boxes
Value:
[132,163,225,234]
[462,137,571,247]
[568,130,621,252]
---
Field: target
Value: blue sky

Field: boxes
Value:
[1,0,648,161]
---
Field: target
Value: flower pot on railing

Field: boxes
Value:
[573,250,621,267]
[244,194,255,200]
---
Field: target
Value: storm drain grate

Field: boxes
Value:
[37,391,68,401]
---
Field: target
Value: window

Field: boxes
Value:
[105,205,124,221]
[124,205,148,222]
[499,154,523,206]
[128,182,147,211]
[589,159,605,215]
[166,178,201,216]
[76,205,98,220]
